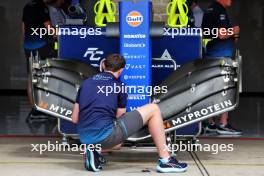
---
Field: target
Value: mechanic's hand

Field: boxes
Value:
[233,26,240,35]
[233,26,240,42]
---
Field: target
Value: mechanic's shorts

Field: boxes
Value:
[99,110,144,149]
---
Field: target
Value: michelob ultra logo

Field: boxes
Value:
[126,11,143,27]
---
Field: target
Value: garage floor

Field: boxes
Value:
[0,138,264,176]
[0,95,264,175]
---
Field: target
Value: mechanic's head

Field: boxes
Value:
[191,0,198,8]
[103,54,126,78]
[217,0,232,7]
[192,0,198,5]
[43,0,65,8]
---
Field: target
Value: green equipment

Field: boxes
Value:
[94,0,116,27]
[166,0,189,28]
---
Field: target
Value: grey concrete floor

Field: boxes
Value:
[0,138,264,176]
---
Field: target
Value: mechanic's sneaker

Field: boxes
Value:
[84,150,106,166]
[217,124,242,135]
[204,123,218,134]
[156,157,188,173]
[84,150,103,172]
[98,153,107,166]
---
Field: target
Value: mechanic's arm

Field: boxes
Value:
[116,85,128,118]
[116,108,126,118]
[218,26,240,40]
[44,21,58,37]
[44,20,52,29]
[72,103,79,124]
[72,87,82,123]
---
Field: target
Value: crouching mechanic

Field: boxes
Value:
[72,54,187,173]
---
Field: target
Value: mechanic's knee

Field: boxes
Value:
[149,103,161,114]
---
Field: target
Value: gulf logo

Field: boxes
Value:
[126,11,143,27]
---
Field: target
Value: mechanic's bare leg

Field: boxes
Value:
[136,103,170,159]
[219,112,228,125]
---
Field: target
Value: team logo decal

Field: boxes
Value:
[126,11,143,27]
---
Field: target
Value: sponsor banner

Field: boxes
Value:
[120,1,151,111]
[152,33,202,86]
[58,26,119,67]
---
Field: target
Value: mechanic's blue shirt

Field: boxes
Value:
[76,72,128,144]
[23,36,47,50]
[22,0,50,50]
[202,1,235,57]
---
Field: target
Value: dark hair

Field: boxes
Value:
[104,54,126,72]
[43,0,57,5]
